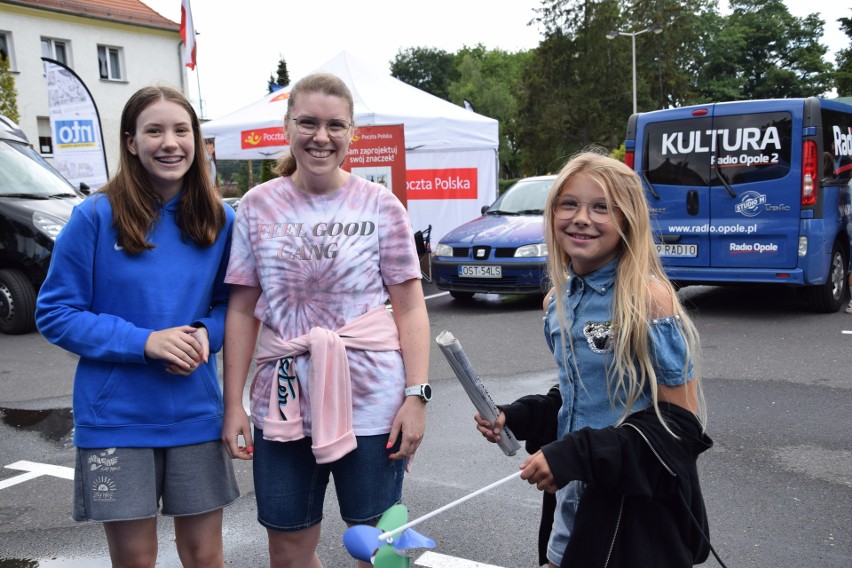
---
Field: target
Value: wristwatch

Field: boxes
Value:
[404,383,432,403]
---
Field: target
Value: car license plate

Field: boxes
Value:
[656,244,698,258]
[459,265,502,278]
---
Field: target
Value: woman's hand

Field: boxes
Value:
[474,411,506,443]
[222,404,254,460]
[386,396,427,465]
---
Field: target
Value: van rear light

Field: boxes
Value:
[624,150,635,169]
[801,140,817,206]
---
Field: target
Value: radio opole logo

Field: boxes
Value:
[54,120,97,149]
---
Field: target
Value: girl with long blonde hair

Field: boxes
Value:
[476,150,714,567]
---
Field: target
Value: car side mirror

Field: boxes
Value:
[79,182,90,195]
[481,205,489,215]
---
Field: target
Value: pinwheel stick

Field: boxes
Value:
[378,470,523,541]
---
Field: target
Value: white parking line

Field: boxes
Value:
[842,330,852,335]
[425,291,449,301]
[1,460,74,490]
[414,551,504,568]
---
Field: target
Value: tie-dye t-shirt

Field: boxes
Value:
[225,174,421,436]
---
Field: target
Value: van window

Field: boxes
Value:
[822,108,852,184]
[643,112,793,186]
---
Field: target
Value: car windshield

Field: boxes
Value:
[0,139,78,198]
[485,178,553,215]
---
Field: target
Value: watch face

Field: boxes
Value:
[422,383,432,400]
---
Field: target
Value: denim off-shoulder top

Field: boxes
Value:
[544,258,694,440]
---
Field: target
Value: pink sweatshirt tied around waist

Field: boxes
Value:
[254,307,401,464]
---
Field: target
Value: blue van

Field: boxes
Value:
[624,97,852,312]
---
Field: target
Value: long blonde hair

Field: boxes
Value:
[544,149,705,431]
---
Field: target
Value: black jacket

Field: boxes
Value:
[502,391,713,568]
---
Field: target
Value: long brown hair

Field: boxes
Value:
[103,86,225,254]
[273,73,355,177]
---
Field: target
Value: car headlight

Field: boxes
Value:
[514,243,548,258]
[434,243,453,257]
[33,211,67,240]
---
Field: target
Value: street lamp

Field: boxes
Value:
[606,23,663,115]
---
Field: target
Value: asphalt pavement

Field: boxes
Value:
[0,282,850,567]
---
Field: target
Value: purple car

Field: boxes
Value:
[432,175,556,300]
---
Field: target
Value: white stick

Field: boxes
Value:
[378,470,523,541]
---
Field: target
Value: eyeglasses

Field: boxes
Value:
[554,197,619,223]
[287,115,353,138]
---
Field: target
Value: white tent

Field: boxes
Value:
[202,51,500,243]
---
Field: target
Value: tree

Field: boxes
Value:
[390,47,458,100]
[267,56,290,93]
[0,49,19,122]
[517,0,630,173]
[694,0,832,101]
[448,45,533,178]
[836,9,852,96]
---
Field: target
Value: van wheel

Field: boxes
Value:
[0,269,37,334]
[450,291,475,301]
[804,243,847,313]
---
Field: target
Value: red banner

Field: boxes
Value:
[406,168,478,200]
[240,127,288,151]
[344,124,407,207]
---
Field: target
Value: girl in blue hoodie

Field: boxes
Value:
[36,86,237,568]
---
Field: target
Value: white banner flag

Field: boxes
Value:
[42,58,108,191]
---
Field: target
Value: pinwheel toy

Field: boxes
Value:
[343,470,523,566]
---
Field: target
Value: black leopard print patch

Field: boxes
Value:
[583,321,613,354]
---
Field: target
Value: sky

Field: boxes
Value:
[139,0,850,120]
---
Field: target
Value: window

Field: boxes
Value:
[37,117,53,155]
[41,37,69,65]
[0,31,15,70]
[97,45,124,80]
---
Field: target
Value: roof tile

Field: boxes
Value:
[7,0,180,31]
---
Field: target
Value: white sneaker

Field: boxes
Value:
[846,301,852,314]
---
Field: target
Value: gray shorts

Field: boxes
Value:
[73,440,239,522]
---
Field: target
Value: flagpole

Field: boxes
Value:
[194,59,204,119]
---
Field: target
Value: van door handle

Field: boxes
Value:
[687,190,699,216]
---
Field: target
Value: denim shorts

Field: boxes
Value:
[547,480,585,566]
[73,440,239,522]
[253,429,405,532]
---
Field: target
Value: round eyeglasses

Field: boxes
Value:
[554,197,619,223]
[287,115,353,138]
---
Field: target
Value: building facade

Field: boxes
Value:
[0,0,185,179]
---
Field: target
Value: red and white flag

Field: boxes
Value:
[180,0,196,69]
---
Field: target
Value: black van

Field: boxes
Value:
[0,115,84,334]
[624,97,852,312]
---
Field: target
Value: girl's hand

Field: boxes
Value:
[386,396,427,466]
[146,325,203,373]
[222,404,254,460]
[474,411,506,443]
[520,451,558,493]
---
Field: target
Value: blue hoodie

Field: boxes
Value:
[36,193,235,449]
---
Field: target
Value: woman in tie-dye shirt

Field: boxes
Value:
[222,72,430,567]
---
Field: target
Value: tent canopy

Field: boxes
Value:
[202,50,499,160]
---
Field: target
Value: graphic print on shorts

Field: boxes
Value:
[277,356,297,420]
[88,448,119,501]
[583,321,614,354]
